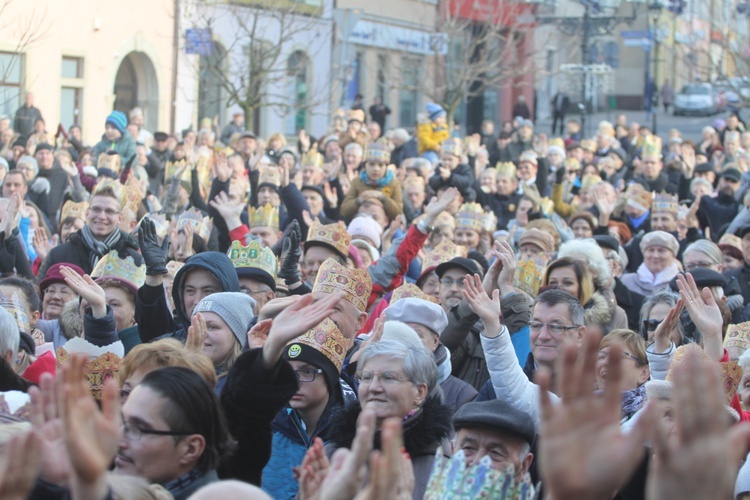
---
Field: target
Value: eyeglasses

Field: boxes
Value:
[597,350,646,366]
[294,368,324,383]
[240,287,270,296]
[121,421,197,441]
[684,261,715,271]
[439,278,466,289]
[356,371,410,385]
[528,321,580,334]
[89,206,120,217]
[642,319,663,332]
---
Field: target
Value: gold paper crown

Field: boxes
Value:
[549,137,565,149]
[227,240,278,279]
[258,166,281,188]
[513,259,544,297]
[580,174,602,190]
[306,220,351,258]
[564,157,581,171]
[495,162,517,178]
[302,150,323,167]
[455,203,485,232]
[651,191,679,215]
[364,142,391,163]
[177,209,213,241]
[60,200,88,222]
[347,109,365,123]
[625,184,653,212]
[0,289,30,334]
[482,211,498,233]
[90,250,146,290]
[164,159,191,183]
[597,121,615,137]
[724,322,750,351]
[55,348,122,401]
[286,317,348,373]
[312,258,372,312]
[93,179,125,207]
[422,241,465,271]
[248,203,280,231]
[97,152,121,173]
[580,139,597,152]
[390,283,439,304]
[440,138,463,156]
[666,344,741,404]
[123,174,142,214]
[642,135,663,158]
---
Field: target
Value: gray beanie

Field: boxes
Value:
[192,292,256,348]
[17,155,38,177]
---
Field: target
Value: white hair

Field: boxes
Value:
[0,307,19,362]
[558,238,611,288]
[344,143,363,155]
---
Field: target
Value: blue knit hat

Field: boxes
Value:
[105,111,128,135]
[426,102,446,121]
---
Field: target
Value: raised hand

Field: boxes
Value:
[209,190,244,230]
[494,240,517,290]
[186,312,207,351]
[60,266,106,318]
[28,373,71,486]
[462,273,502,334]
[423,186,459,225]
[247,318,272,349]
[536,334,658,500]
[33,227,58,261]
[676,272,723,360]
[652,299,683,354]
[299,129,311,152]
[302,210,319,228]
[354,417,409,500]
[298,437,330,500]
[277,221,302,284]
[214,151,232,182]
[181,221,195,260]
[646,349,750,500]
[323,182,338,207]
[0,429,43,500]
[138,217,170,276]
[0,193,20,236]
[349,315,385,364]
[59,155,79,177]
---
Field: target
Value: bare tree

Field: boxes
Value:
[188,2,331,132]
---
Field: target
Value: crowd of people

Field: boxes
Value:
[0,93,749,499]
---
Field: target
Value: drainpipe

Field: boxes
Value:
[170,0,180,132]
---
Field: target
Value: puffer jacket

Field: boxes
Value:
[90,132,137,169]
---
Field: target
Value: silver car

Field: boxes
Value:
[674,84,720,116]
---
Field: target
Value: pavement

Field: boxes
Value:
[534,107,745,142]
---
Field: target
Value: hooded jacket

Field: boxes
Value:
[136,252,239,343]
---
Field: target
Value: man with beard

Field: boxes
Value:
[697,168,742,241]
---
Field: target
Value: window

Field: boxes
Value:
[0,52,23,118]
[60,56,84,128]
[399,56,421,127]
[284,50,309,135]
[199,43,227,127]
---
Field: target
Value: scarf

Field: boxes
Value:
[80,225,121,269]
[621,384,648,419]
[628,210,650,230]
[360,168,394,188]
[635,261,680,290]
[164,467,204,495]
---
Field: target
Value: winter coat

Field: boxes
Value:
[328,395,453,500]
[13,104,42,137]
[697,193,741,242]
[473,188,521,231]
[0,229,34,280]
[37,228,142,281]
[434,342,477,414]
[37,303,118,349]
[340,175,403,222]
[391,138,419,168]
[416,122,450,155]
[36,164,72,226]
[219,349,300,485]
[90,132,137,169]
[428,163,476,202]
[613,278,645,331]
[135,252,240,343]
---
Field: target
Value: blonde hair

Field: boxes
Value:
[600,329,648,366]
[119,338,218,388]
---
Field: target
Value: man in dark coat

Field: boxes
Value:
[13,92,43,138]
[697,168,742,241]
[368,97,391,131]
[551,91,570,136]
[724,224,750,304]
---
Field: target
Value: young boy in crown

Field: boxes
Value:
[340,142,403,222]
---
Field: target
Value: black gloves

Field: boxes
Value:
[270,219,300,257]
[138,217,170,276]
[555,165,566,184]
[277,220,302,284]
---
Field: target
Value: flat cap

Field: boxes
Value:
[640,230,679,256]
[436,257,479,279]
[669,269,725,292]
[593,234,620,252]
[694,162,715,173]
[453,399,536,445]
[384,298,449,336]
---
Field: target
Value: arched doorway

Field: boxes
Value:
[113,52,159,132]
[199,43,227,127]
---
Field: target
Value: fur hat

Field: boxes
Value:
[640,230,679,256]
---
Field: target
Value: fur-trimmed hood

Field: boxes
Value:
[329,395,453,457]
[584,290,614,328]
[59,299,83,341]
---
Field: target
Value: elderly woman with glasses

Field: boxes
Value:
[329,339,453,499]
[596,329,651,421]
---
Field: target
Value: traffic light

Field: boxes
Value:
[668,0,685,14]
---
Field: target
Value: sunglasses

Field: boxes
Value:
[642,319,663,331]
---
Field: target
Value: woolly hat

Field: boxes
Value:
[347,216,383,249]
[639,230,679,257]
[384,297,448,336]
[17,156,38,177]
[547,145,566,158]
[519,228,554,254]
[426,103,446,121]
[105,111,128,135]
[192,292,256,348]
[381,321,424,351]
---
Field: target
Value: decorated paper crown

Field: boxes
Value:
[580,173,602,190]
[422,241,466,271]
[97,151,121,173]
[580,139,597,152]
[597,120,616,137]
[248,203,279,231]
[306,220,351,258]
[625,183,653,212]
[482,210,497,233]
[651,191,679,215]
[258,166,281,188]
[90,250,147,291]
[549,137,565,149]
[390,283,439,304]
[195,146,213,191]
[60,200,88,222]
[364,142,391,163]
[286,317,348,373]
[641,134,663,158]
[513,259,544,298]
[302,150,323,167]
[724,322,750,352]
[495,161,517,178]
[455,203,485,232]
[123,174,143,214]
[227,240,278,279]
[564,157,581,171]
[93,179,125,207]
[164,159,191,182]
[424,450,536,500]
[312,258,372,312]
[56,337,123,400]
[143,213,169,241]
[347,109,365,123]
[0,289,30,334]
[177,209,213,241]
[666,343,742,404]
[440,138,463,157]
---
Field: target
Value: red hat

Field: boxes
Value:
[21,350,56,385]
[39,263,84,292]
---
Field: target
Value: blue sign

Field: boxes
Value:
[186,29,213,56]
[621,30,652,39]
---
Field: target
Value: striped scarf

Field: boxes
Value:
[80,224,121,269]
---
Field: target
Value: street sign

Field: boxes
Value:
[185,29,213,56]
[623,38,652,47]
[621,30,652,39]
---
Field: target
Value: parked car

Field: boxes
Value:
[674,84,724,116]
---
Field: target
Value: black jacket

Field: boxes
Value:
[428,163,476,202]
[474,188,521,231]
[37,228,142,280]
